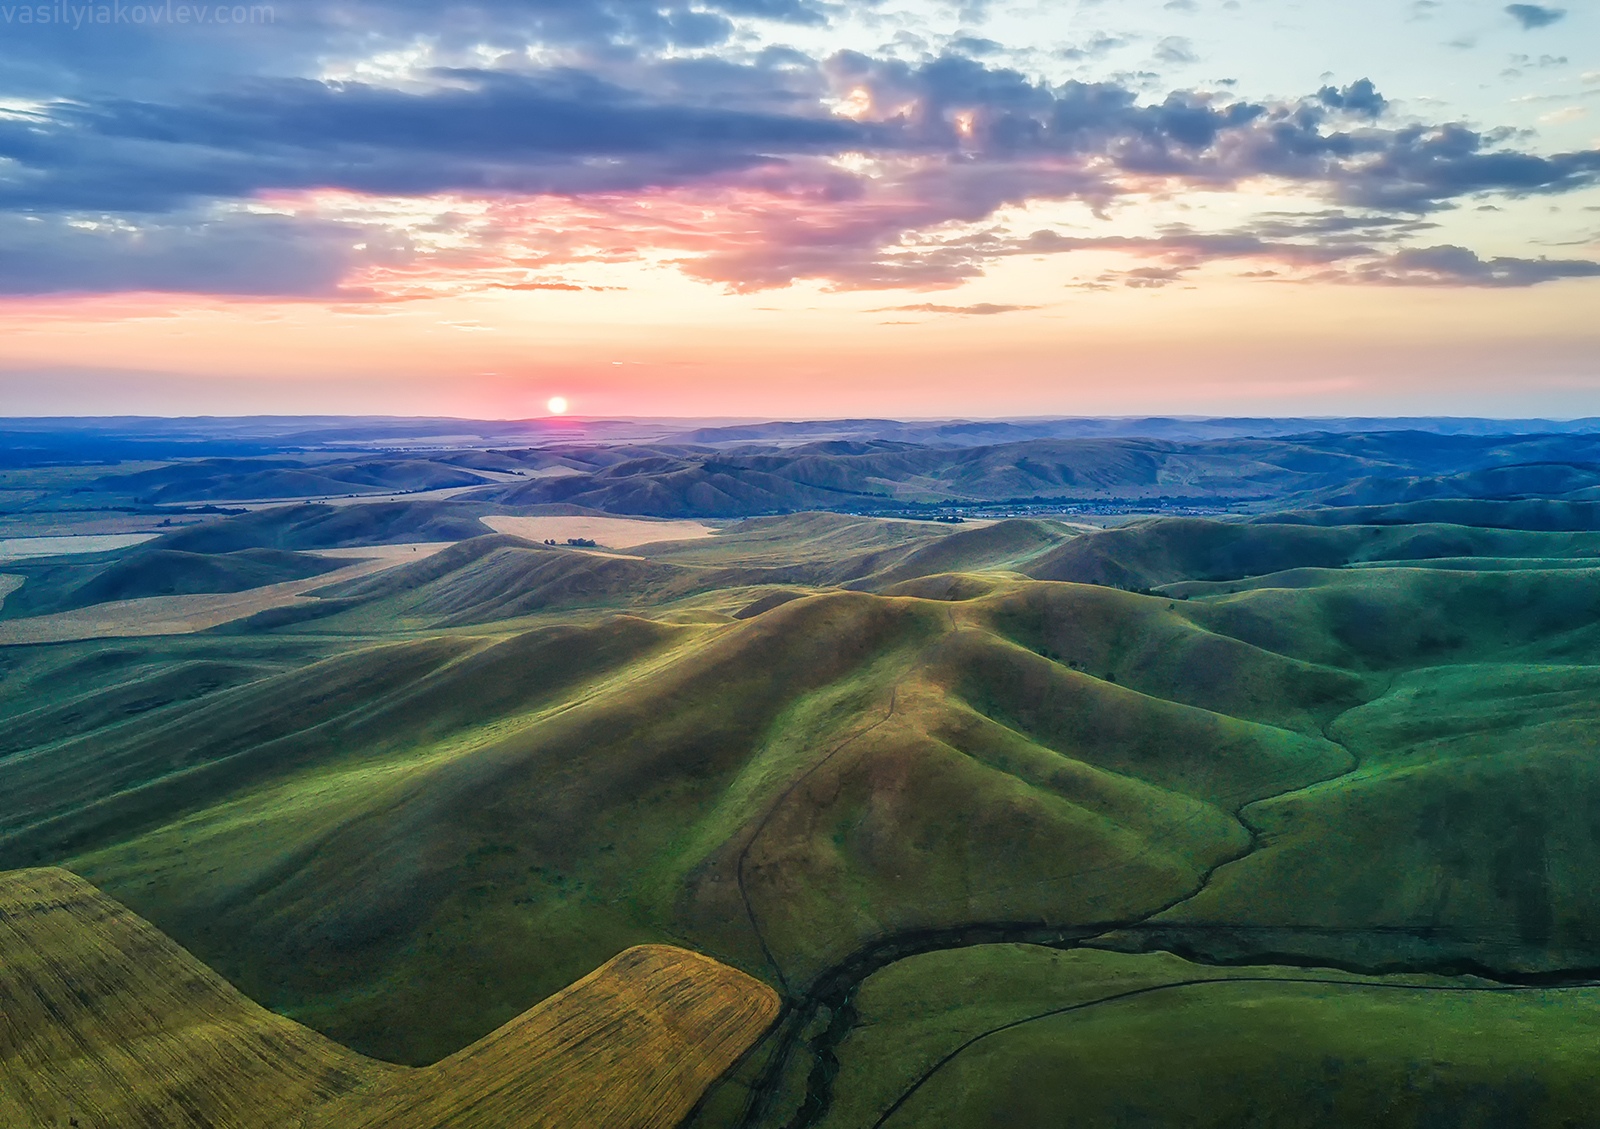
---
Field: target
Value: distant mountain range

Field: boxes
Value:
[463,431,1600,518]
[8,416,1600,520]
[672,415,1600,446]
[4,414,1600,467]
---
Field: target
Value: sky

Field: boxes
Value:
[0,0,1597,419]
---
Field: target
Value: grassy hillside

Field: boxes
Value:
[0,580,1328,1058]
[9,508,1600,1125]
[0,867,393,1129]
[848,518,1072,589]
[1,868,778,1129]
[0,619,681,870]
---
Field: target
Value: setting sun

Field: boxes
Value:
[546,396,569,415]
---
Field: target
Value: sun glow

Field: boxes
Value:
[546,395,569,415]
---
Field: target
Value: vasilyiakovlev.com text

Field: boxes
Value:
[1,2,273,25]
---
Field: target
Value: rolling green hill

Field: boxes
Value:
[847,518,1072,588]
[7,508,1600,1126]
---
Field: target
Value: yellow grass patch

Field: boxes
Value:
[0,868,395,1129]
[1,869,780,1129]
[483,514,718,549]
[0,534,158,562]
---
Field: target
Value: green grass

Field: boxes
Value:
[829,945,1600,1129]
[9,511,1600,1117]
[1143,660,1600,973]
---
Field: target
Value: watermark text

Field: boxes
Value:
[1,1,274,27]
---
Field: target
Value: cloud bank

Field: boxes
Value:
[0,6,1597,298]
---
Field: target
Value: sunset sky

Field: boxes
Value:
[1,0,1597,418]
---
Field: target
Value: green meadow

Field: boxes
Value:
[813,946,1600,1129]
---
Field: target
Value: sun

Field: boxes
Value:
[546,396,569,415]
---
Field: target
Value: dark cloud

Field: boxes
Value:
[1341,244,1600,285]
[915,222,1600,292]
[1318,124,1600,211]
[824,57,1600,213]
[0,0,832,101]
[1316,78,1387,118]
[0,210,396,296]
[1,46,1598,295]
[0,66,867,213]
[1506,4,1566,29]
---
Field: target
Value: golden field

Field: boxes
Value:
[0,868,778,1129]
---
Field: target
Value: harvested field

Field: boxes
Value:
[0,534,158,562]
[484,514,718,548]
[0,868,395,1129]
[2,869,780,1129]
[314,944,781,1129]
